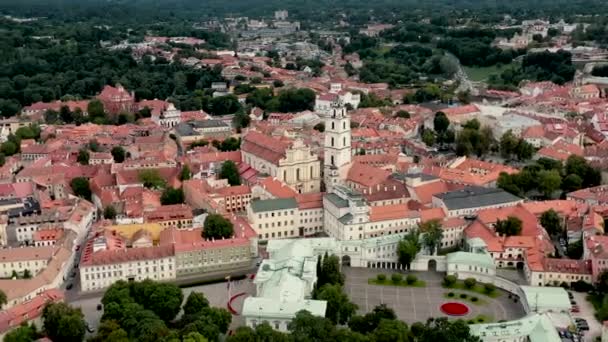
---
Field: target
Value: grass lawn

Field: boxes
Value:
[442,281,501,298]
[443,292,486,305]
[464,63,512,82]
[368,278,427,288]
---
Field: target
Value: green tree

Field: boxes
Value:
[77,148,90,165]
[23,269,32,279]
[130,280,184,322]
[464,278,477,289]
[0,289,6,309]
[160,187,185,205]
[138,170,166,189]
[219,137,241,152]
[317,254,345,289]
[395,110,410,118]
[515,140,534,160]
[538,169,562,198]
[111,146,126,163]
[413,317,481,341]
[433,111,450,134]
[104,205,117,220]
[540,209,562,236]
[288,310,336,341]
[420,220,443,255]
[179,165,192,181]
[202,214,234,239]
[88,100,105,120]
[495,216,523,236]
[500,130,519,159]
[369,319,410,342]
[349,304,397,334]
[183,292,210,317]
[443,275,457,287]
[422,129,436,147]
[567,239,584,259]
[316,284,358,325]
[70,177,91,200]
[1,141,18,156]
[397,230,421,270]
[42,302,86,342]
[462,119,480,130]
[209,95,242,115]
[219,160,240,186]
[562,174,583,193]
[4,323,38,342]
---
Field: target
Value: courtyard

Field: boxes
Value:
[343,267,526,324]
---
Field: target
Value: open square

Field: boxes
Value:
[343,267,526,324]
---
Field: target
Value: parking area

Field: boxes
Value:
[343,267,526,324]
[570,291,601,342]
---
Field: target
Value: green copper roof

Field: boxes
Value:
[447,251,495,270]
[520,286,571,312]
[469,313,561,342]
[250,198,298,213]
[325,193,349,208]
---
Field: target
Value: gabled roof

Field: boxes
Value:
[241,131,289,164]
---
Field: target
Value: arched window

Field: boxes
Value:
[296,168,300,181]
[343,121,346,129]
[343,137,346,146]
[331,137,334,147]
[331,122,335,130]
[283,170,287,180]
[331,156,335,166]
[310,166,314,177]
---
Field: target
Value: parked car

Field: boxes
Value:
[97,304,103,311]
[66,283,73,290]
[570,300,577,305]
[85,322,94,333]
[571,307,580,313]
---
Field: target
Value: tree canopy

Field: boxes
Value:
[202,214,234,239]
[97,280,230,342]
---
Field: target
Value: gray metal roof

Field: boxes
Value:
[175,120,229,136]
[250,198,298,213]
[434,186,521,210]
[325,193,349,208]
[338,213,353,224]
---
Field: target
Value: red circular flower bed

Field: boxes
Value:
[440,302,469,316]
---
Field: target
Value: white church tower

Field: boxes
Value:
[323,101,351,191]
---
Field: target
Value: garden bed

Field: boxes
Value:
[444,292,486,305]
[442,279,501,298]
[440,302,470,316]
[368,278,426,288]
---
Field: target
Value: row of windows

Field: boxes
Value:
[83,259,173,273]
[258,210,294,219]
[263,230,297,239]
[257,220,295,230]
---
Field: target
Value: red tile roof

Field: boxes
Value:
[0,289,64,334]
[347,163,391,188]
[256,177,297,198]
[241,131,289,164]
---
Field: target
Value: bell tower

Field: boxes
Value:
[323,101,351,191]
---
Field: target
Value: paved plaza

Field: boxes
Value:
[343,267,526,324]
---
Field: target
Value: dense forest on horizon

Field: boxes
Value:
[2,0,608,24]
